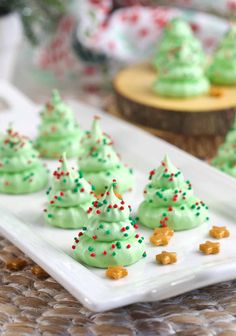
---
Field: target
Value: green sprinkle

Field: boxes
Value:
[196,212,200,216]
[191,205,196,209]
[142,252,147,257]
[105,230,111,235]
[63,179,67,183]
[82,226,87,231]
[112,251,116,256]
[48,214,53,218]
[99,224,104,229]
[116,242,122,249]
[124,233,128,237]
[88,246,93,252]
[181,206,185,210]
[138,239,142,244]
[126,226,130,230]
[57,197,62,201]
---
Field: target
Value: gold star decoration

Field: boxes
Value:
[199,241,220,255]
[150,227,174,246]
[156,251,177,265]
[209,226,230,239]
[106,265,128,280]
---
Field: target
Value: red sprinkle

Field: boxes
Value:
[111,244,116,249]
[168,206,173,211]
[103,251,107,255]
[92,235,97,240]
[121,227,126,232]
[96,210,101,214]
[149,169,155,176]
[113,204,118,208]
[78,232,83,237]
[126,244,131,249]
[72,245,75,250]
[90,253,96,257]
[120,206,124,211]
[134,224,139,229]
[135,234,139,238]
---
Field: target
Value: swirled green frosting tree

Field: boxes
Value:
[212,118,236,177]
[138,155,209,230]
[36,90,82,158]
[153,18,209,97]
[78,117,134,195]
[0,126,48,194]
[208,25,236,85]
[45,153,96,229]
[72,182,146,268]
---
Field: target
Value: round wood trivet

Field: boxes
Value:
[108,101,224,159]
[113,63,236,136]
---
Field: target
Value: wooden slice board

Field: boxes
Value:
[113,63,236,135]
[108,100,224,159]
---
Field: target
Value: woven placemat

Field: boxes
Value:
[0,236,236,336]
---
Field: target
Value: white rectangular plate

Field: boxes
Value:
[0,81,235,312]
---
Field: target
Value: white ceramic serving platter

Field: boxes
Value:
[0,81,235,312]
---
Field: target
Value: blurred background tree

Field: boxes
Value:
[0,0,67,45]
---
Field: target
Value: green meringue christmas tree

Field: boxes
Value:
[208,25,236,85]
[44,153,96,229]
[153,18,209,97]
[211,118,236,177]
[0,126,48,194]
[36,90,82,158]
[138,155,209,231]
[72,181,146,268]
[78,117,134,195]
